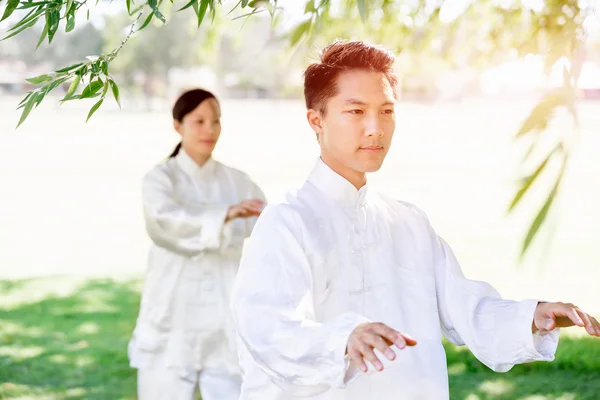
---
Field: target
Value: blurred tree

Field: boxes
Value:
[1,0,597,259]
[101,7,222,104]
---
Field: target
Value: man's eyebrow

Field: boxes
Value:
[344,98,395,106]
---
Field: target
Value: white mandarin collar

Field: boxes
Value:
[306,157,369,207]
[176,149,217,179]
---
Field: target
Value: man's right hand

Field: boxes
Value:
[347,322,417,372]
[225,199,264,222]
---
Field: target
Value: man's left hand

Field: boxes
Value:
[533,302,600,337]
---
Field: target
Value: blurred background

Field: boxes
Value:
[0,0,599,398]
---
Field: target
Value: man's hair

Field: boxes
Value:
[303,41,398,114]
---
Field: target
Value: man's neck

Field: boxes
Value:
[320,153,366,190]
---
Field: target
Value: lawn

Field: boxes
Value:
[0,278,598,400]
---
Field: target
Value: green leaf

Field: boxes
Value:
[80,80,103,98]
[2,18,37,41]
[66,10,76,32]
[515,90,567,137]
[508,150,555,211]
[16,93,39,128]
[231,7,263,21]
[101,61,108,75]
[101,80,110,97]
[26,74,53,84]
[35,22,48,50]
[42,76,69,95]
[55,62,84,73]
[178,0,196,12]
[16,1,47,9]
[241,0,249,7]
[193,0,209,27]
[357,0,367,22]
[86,98,104,122]
[109,79,121,108]
[153,7,166,23]
[304,0,315,13]
[1,0,20,22]
[519,163,566,258]
[17,92,33,108]
[65,0,74,14]
[47,9,60,43]
[126,0,131,14]
[62,75,81,101]
[290,19,311,46]
[138,11,154,31]
[86,9,89,20]
[7,6,43,32]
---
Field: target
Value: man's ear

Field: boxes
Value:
[307,109,323,141]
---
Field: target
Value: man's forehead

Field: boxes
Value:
[333,72,396,104]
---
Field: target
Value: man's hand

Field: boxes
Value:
[533,302,600,337]
[346,322,417,373]
[225,199,264,223]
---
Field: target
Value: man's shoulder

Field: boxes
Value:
[374,192,430,219]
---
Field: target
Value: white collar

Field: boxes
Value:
[306,157,369,207]
[175,149,217,179]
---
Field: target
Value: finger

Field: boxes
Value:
[399,332,418,347]
[348,347,367,373]
[244,204,263,212]
[564,306,585,327]
[577,310,597,335]
[357,342,383,371]
[243,199,264,208]
[363,333,395,361]
[544,318,556,331]
[370,323,405,349]
[591,316,600,336]
[238,205,262,216]
[373,324,418,348]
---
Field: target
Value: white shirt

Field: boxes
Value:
[128,150,265,377]
[231,157,559,399]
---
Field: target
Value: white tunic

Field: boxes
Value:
[128,150,265,378]
[231,158,559,400]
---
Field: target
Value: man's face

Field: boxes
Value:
[307,70,396,180]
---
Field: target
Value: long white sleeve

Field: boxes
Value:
[431,232,559,372]
[241,178,268,236]
[142,169,230,257]
[231,205,368,396]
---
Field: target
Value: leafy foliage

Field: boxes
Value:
[1,0,595,259]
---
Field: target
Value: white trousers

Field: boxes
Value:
[137,367,241,400]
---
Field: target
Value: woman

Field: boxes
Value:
[128,89,266,400]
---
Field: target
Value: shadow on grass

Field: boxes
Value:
[444,335,600,400]
[0,277,599,399]
[0,278,141,400]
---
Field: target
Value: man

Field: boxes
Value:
[230,41,599,399]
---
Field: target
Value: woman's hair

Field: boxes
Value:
[169,88,218,158]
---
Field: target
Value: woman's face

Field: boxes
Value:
[174,98,221,162]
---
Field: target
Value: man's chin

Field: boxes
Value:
[361,159,385,173]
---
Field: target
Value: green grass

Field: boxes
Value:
[0,278,598,400]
